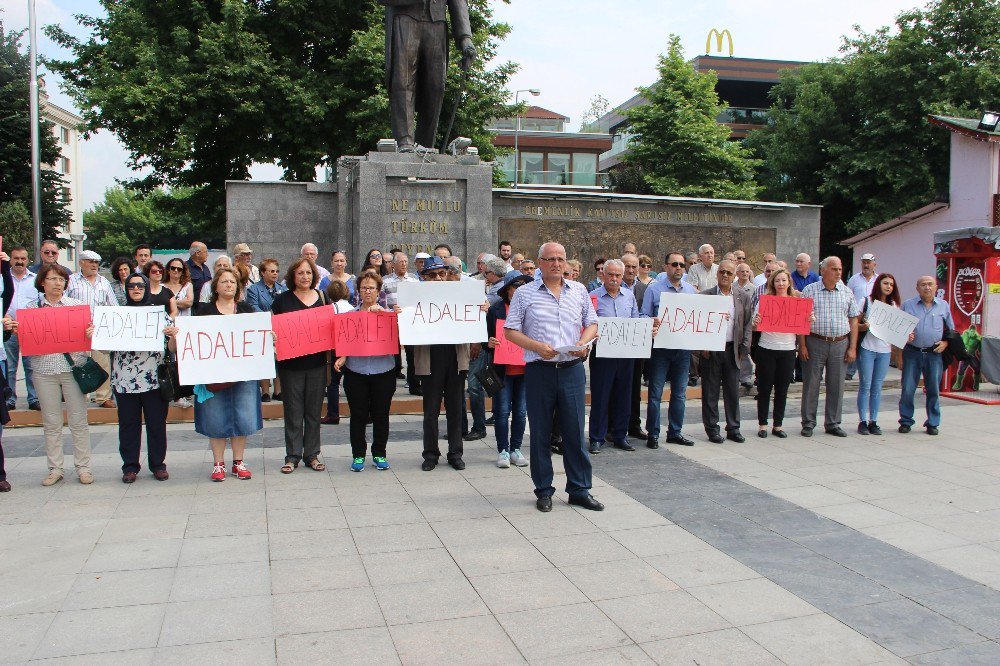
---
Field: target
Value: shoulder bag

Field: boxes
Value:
[63,353,109,395]
[475,359,504,398]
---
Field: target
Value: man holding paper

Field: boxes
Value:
[898,275,953,436]
[588,259,640,454]
[698,260,752,443]
[504,242,601,513]
[640,252,698,449]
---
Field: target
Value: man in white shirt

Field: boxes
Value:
[753,252,777,287]
[67,250,118,408]
[301,243,330,280]
[4,246,39,410]
[687,244,719,291]
[381,251,421,393]
[845,253,877,380]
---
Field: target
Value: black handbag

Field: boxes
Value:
[63,353,109,395]
[475,361,503,398]
[157,355,194,401]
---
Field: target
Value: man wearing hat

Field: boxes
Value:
[846,253,877,380]
[233,243,260,284]
[414,252,430,278]
[68,250,118,408]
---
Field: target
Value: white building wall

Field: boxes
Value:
[41,99,84,268]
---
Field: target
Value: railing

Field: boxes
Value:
[500,169,609,187]
[717,107,769,125]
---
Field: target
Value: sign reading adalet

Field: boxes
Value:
[866,299,919,349]
[175,312,275,385]
[653,293,731,351]
[396,280,487,345]
[89,306,167,352]
[595,317,652,359]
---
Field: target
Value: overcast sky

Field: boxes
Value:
[5,0,923,209]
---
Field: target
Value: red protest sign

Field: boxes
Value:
[272,306,337,361]
[334,311,399,357]
[494,319,526,366]
[758,295,813,335]
[18,305,92,355]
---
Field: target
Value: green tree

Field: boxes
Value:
[579,94,609,132]
[0,200,34,248]
[83,186,222,264]
[46,0,518,232]
[618,35,760,200]
[748,0,1000,257]
[0,16,72,246]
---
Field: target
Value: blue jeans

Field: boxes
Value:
[465,349,488,433]
[646,348,691,440]
[494,372,526,452]
[4,334,37,406]
[525,362,591,499]
[899,347,943,428]
[856,348,890,422]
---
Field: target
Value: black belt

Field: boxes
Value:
[530,358,583,369]
[905,344,938,353]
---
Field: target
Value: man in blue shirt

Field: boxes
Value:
[588,259,640,454]
[792,253,820,292]
[641,252,698,448]
[899,275,953,435]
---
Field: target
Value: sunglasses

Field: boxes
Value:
[149,268,162,274]
[127,283,146,290]
[640,264,651,268]
[667,262,685,268]
[718,269,734,276]
[41,250,58,255]
[168,265,184,272]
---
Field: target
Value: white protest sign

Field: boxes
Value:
[596,317,653,358]
[866,299,919,348]
[90,306,166,352]
[175,312,275,385]
[396,280,487,345]
[653,293,731,351]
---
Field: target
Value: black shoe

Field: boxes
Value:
[757,429,767,438]
[589,440,601,454]
[629,427,648,440]
[272,393,282,402]
[605,434,614,444]
[898,424,911,433]
[858,422,870,435]
[868,422,882,435]
[845,374,855,381]
[463,430,486,442]
[536,496,553,512]
[771,428,788,438]
[740,382,753,390]
[485,416,495,426]
[708,433,724,444]
[28,402,41,411]
[421,459,437,471]
[449,457,466,470]
[261,394,271,403]
[727,432,745,443]
[825,426,848,438]
[801,427,813,437]
[568,494,604,511]
[550,438,563,455]
[667,434,694,446]
[5,402,14,410]
[688,377,698,387]
[926,426,939,436]
[612,440,635,451]
[646,437,659,449]
[409,388,422,396]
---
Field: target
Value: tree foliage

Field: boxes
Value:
[0,16,72,246]
[579,94,609,132]
[82,186,222,264]
[748,0,1000,257]
[618,35,760,200]
[45,0,518,234]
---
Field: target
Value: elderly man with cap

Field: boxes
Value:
[232,243,260,284]
[67,250,118,407]
[413,251,431,279]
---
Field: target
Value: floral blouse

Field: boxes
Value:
[110,315,173,394]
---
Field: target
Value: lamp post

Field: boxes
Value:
[512,88,540,189]
[28,0,43,260]
[69,233,86,272]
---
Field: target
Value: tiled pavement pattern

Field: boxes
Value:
[0,391,997,663]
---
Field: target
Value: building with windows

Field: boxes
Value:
[597,55,805,171]
[41,93,84,266]
[489,106,612,189]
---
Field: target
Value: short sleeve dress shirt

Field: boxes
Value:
[505,279,598,363]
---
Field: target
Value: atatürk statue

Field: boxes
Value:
[381,0,477,152]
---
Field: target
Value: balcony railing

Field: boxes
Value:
[717,107,770,125]
[500,169,609,187]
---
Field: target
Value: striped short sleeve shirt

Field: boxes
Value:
[505,279,598,363]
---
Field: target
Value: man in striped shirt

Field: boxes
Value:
[798,256,860,437]
[505,242,601,514]
[67,250,118,408]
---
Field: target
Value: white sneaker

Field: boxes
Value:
[510,449,528,467]
[496,451,510,468]
[174,397,193,409]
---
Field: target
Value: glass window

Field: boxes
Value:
[498,153,515,184]
[520,152,544,185]
[547,154,570,185]
[572,153,597,186]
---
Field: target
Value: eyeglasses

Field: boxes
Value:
[149,268,162,274]
[539,257,566,264]
[718,269,734,276]
[41,250,58,256]
[44,276,66,282]
[667,262,685,268]
[168,266,184,272]
[127,284,145,290]
[359,286,379,292]
[370,253,382,259]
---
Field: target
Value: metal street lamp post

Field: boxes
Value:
[28,0,43,260]
[512,88,540,189]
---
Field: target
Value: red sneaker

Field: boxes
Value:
[231,460,252,480]
[210,462,226,482]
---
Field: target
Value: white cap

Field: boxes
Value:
[861,253,876,261]
[79,250,102,262]
[414,252,431,259]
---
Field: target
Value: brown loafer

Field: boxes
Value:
[153,469,169,481]
[0,480,11,492]
[99,400,116,409]
[122,471,137,484]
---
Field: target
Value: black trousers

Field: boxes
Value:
[405,346,420,391]
[421,345,464,461]
[344,369,396,458]
[756,347,796,426]
[116,389,168,473]
[279,365,326,464]
[629,359,644,431]
[0,437,6,482]
[700,343,742,436]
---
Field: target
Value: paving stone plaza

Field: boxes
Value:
[2,386,1000,664]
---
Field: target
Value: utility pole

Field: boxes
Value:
[28,0,43,260]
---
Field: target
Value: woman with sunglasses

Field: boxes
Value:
[89,274,178,482]
[3,265,93,486]
[637,255,656,286]
[143,260,178,319]
[163,258,194,317]
[360,248,388,277]
[110,257,137,305]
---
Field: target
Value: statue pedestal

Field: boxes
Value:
[335,151,495,264]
